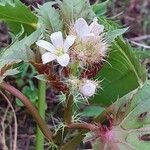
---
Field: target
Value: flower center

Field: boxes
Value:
[55,48,64,56]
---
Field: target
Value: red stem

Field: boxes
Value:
[0,82,53,141]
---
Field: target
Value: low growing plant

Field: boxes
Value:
[0,0,149,150]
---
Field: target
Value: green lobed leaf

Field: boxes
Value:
[0,0,38,35]
[0,28,43,68]
[36,2,63,32]
[92,17,146,106]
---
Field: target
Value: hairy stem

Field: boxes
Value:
[0,82,53,141]
[64,93,73,125]
[36,80,46,150]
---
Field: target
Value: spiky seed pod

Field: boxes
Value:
[70,35,107,66]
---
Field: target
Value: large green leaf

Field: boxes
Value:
[0,0,38,34]
[90,81,150,150]
[92,18,146,106]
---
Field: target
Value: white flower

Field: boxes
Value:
[74,17,104,40]
[36,31,76,67]
[80,80,97,97]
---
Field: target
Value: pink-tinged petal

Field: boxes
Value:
[74,18,90,37]
[89,19,104,36]
[50,31,64,49]
[57,54,70,67]
[42,52,57,64]
[64,35,76,52]
[81,33,95,41]
[36,40,55,52]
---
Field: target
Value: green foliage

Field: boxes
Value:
[93,0,109,16]
[36,2,63,32]
[134,49,150,60]
[81,106,105,118]
[0,0,38,34]
[105,27,129,43]
[92,18,146,106]
[15,63,38,106]
[58,0,95,23]
[16,85,38,106]
[90,81,150,149]
[0,28,42,69]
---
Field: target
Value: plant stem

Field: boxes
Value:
[64,93,73,125]
[68,123,98,131]
[36,80,46,150]
[0,82,53,141]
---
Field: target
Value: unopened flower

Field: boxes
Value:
[69,18,107,66]
[79,79,98,97]
[36,31,76,67]
[68,77,99,98]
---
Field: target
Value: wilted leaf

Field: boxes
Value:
[0,68,19,83]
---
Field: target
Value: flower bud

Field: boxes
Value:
[80,80,97,97]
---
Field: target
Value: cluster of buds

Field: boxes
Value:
[36,17,107,99]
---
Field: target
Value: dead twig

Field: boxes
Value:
[1,105,9,150]
[129,35,150,41]
[0,91,18,150]
[130,41,150,49]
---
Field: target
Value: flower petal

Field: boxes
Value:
[42,52,57,64]
[36,40,55,52]
[81,33,95,41]
[64,35,76,52]
[50,31,64,49]
[89,18,104,36]
[74,18,90,37]
[57,54,70,67]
